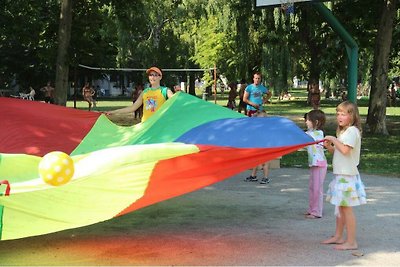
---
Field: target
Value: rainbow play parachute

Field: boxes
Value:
[0,93,314,240]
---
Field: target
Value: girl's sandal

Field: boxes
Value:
[305,214,321,219]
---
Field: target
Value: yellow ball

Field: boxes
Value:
[39,151,74,186]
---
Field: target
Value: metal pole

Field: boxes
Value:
[213,64,217,104]
[74,64,77,108]
[313,2,358,103]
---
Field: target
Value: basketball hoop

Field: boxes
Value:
[280,0,295,15]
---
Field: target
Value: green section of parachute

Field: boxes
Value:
[72,93,245,156]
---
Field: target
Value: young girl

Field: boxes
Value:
[304,109,327,219]
[322,101,367,250]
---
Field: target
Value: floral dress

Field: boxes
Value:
[325,126,367,214]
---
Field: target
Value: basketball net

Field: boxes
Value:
[280,0,295,15]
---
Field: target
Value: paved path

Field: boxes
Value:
[1,168,399,265]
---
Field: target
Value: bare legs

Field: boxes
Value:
[262,162,269,178]
[85,100,92,111]
[84,97,96,111]
[321,206,358,250]
[335,206,358,250]
[251,162,269,177]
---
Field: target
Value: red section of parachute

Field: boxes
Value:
[0,97,100,156]
[117,144,306,216]
[0,180,10,196]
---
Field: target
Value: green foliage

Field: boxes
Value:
[1,0,400,104]
[71,0,119,68]
[190,16,233,72]
[389,8,400,79]
[0,0,59,89]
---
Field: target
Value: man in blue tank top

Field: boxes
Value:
[243,72,271,117]
[243,71,272,184]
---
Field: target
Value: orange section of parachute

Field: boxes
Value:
[117,144,306,216]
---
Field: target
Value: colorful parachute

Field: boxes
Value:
[0,93,314,240]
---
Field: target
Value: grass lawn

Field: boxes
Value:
[67,88,400,177]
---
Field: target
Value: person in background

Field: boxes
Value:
[226,82,238,110]
[243,72,271,117]
[173,84,182,93]
[243,72,272,184]
[309,79,321,110]
[244,110,271,184]
[40,81,55,104]
[28,87,35,100]
[82,82,97,111]
[304,109,327,219]
[237,79,247,114]
[321,101,366,250]
[106,66,174,122]
[132,83,144,120]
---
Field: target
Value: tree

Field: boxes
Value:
[54,0,73,105]
[367,0,397,135]
[0,0,59,90]
[1,0,399,105]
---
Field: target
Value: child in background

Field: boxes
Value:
[82,82,96,111]
[237,80,247,114]
[304,110,327,219]
[226,82,238,110]
[322,101,367,250]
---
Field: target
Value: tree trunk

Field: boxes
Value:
[55,0,73,106]
[299,6,321,100]
[366,0,397,135]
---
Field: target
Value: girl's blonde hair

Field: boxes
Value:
[336,101,362,136]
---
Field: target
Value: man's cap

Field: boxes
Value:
[146,66,162,76]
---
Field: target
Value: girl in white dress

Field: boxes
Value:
[322,101,367,250]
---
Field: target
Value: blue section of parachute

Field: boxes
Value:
[175,116,313,148]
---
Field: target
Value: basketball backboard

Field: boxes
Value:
[255,0,323,8]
